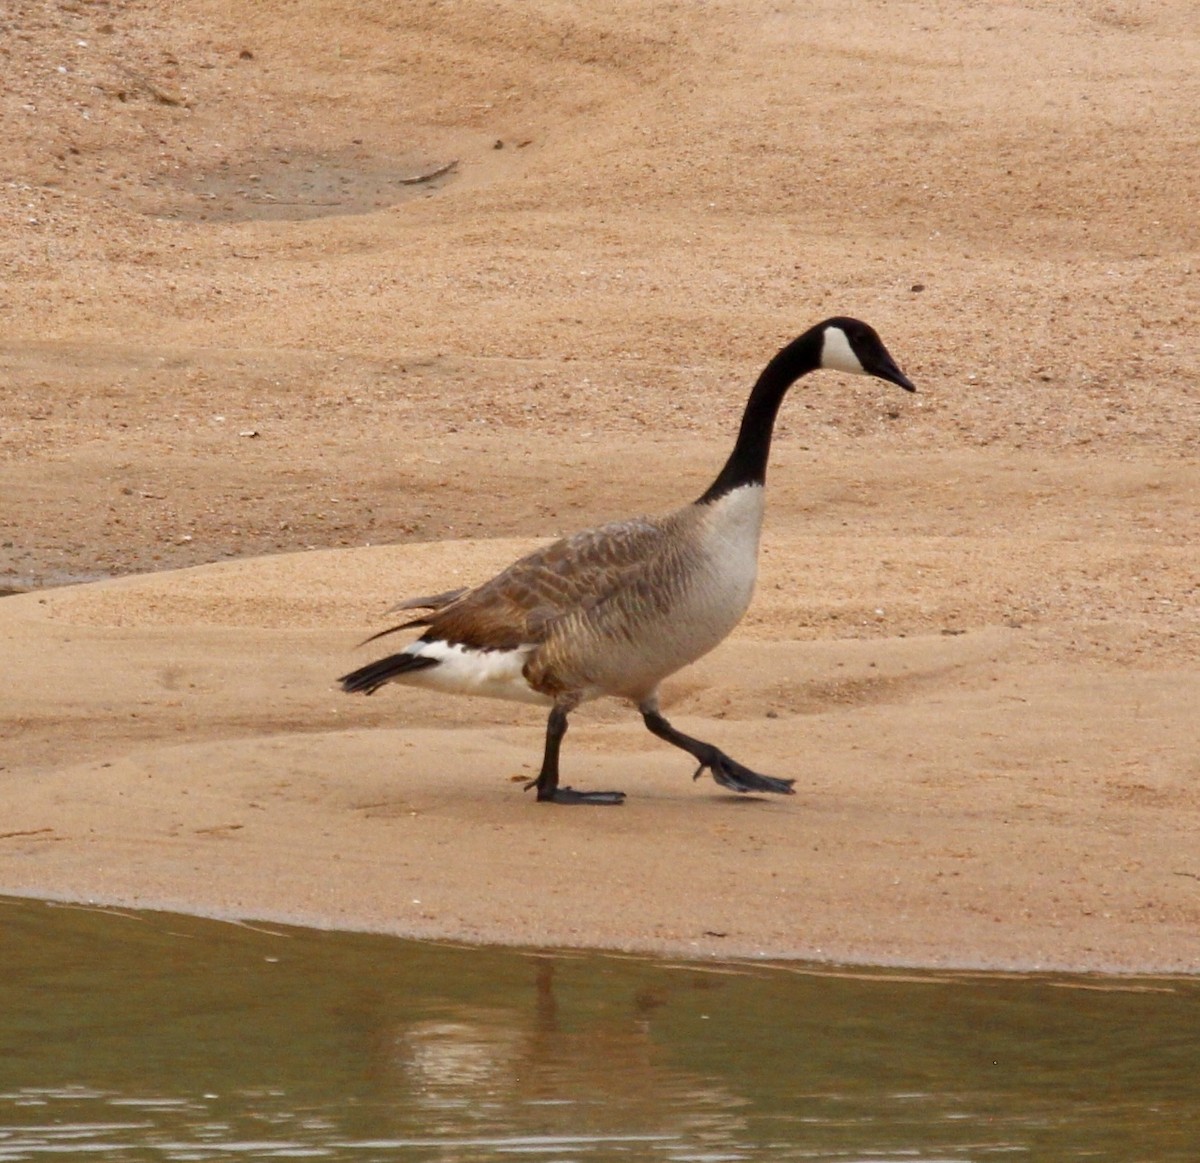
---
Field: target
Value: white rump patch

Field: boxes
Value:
[820,326,866,376]
[401,640,552,706]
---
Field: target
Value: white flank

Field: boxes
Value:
[400,639,552,706]
[820,326,866,376]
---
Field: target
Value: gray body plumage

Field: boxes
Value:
[352,484,765,709]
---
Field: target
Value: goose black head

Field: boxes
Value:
[819,316,916,392]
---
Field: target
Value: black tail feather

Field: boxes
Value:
[339,652,439,695]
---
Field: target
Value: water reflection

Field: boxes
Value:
[0,896,1197,1160]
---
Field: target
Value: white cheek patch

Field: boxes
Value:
[821,326,866,376]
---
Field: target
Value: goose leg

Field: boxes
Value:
[640,707,795,796]
[525,704,626,805]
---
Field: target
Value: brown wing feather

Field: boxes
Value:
[384,587,469,615]
[357,587,470,646]
[421,514,684,651]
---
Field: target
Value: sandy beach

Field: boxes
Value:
[2,0,1197,972]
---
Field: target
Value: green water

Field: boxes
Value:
[1,896,1197,1161]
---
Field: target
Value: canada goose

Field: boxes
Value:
[341,317,915,805]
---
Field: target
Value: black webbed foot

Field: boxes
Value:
[692,752,795,796]
[641,707,794,797]
[526,704,625,803]
[524,779,626,805]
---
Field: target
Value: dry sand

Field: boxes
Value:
[1,0,1197,972]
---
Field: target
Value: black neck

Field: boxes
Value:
[697,325,824,504]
